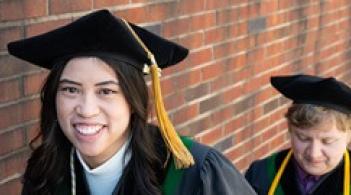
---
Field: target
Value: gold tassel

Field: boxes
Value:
[150,60,194,169]
[121,19,194,169]
[344,151,350,195]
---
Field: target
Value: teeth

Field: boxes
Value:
[75,124,103,135]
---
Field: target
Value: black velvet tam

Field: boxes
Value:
[271,74,351,114]
[7,9,188,70]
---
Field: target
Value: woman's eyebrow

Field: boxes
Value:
[59,79,81,86]
[58,79,119,86]
[95,81,119,86]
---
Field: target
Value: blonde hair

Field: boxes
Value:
[285,104,351,131]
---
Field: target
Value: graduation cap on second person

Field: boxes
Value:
[270,74,351,114]
[7,9,194,169]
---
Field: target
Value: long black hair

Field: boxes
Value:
[22,54,168,194]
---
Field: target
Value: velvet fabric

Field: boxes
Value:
[7,9,188,70]
[271,74,351,114]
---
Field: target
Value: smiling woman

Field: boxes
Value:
[7,9,256,195]
[56,57,131,168]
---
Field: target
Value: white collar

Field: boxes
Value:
[71,136,132,195]
[76,137,131,175]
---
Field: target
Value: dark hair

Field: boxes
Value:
[22,54,168,194]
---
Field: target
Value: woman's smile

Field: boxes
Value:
[73,123,107,142]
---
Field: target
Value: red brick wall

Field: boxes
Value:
[1,0,351,193]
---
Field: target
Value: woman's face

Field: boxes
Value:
[290,117,351,176]
[56,57,131,168]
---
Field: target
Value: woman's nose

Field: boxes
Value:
[75,93,100,118]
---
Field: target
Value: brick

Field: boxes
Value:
[256,87,274,103]
[163,93,185,111]
[226,140,250,162]
[189,12,216,31]
[224,114,245,135]
[188,48,212,66]
[210,71,234,92]
[226,54,247,72]
[163,17,191,38]
[235,155,253,171]
[262,126,279,143]
[0,56,25,79]
[184,83,209,102]
[174,69,201,89]
[159,77,176,96]
[0,151,29,181]
[185,116,212,135]
[22,98,41,122]
[23,0,47,18]
[222,84,243,103]
[0,127,25,155]
[243,74,266,93]
[26,122,40,144]
[0,26,23,52]
[248,17,266,34]
[23,72,48,96]
[254,143,270,159]
[248,2,261,18]
[206,0,231,10]
[176,0,205,15]
[210,106,233,125]
[238,4,249,20]
[147,2,175,22]
[50,0,91,14]
[216,7,240,25]
[0,0,24,21]
[200,127,223,144]
[233,95,255,115]
[199,94,222,114]
[0,0,47,21]
[0,104,23,130]
[270,133,288,150]
[93,0,129,8]
[26,19,71,37]
[213,135,234,152]
[172,103,198,125]
[248,49,265,66]
[115,7,148,24]
[201,61,225,80]
[236,66,252,81]
[204,26,227,45]
[260,0,278,15]
[144,24,162,37]
[0,79,21,103]
[0,177,22,195]
[178,32,204,50]
[213,41,236,59]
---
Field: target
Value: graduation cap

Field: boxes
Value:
[7,9,194,169]
[271,74,351,114]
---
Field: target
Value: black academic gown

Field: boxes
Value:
[23,137,256,195]
[245,149,348,195]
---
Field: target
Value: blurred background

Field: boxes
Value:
[1,0,351,194]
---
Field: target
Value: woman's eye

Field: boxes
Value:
[60,87,79,94]
[99,88,117,95]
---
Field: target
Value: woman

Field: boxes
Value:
[245,74,351,195]
[8,9,255,195]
